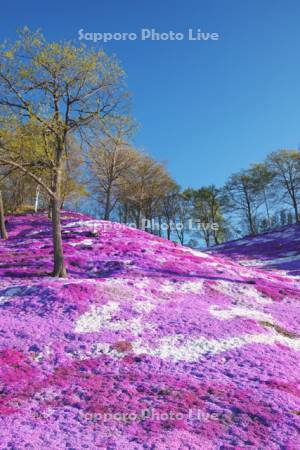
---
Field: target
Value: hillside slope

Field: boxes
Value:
[209,224,300,276]
[0,212,300,449]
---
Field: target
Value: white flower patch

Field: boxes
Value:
[206,262,221,267]
[75,302,119,333]
[52,278,99,284]
[132,332,300,362]
[28,229,43,236]
[180,247,211,259]
[100,278,124,288]
[135,301,155,313]
[98,277,142,302]
[75,301,155,336]
[240,253,300,267]
[108,317,144,336]
[212,281,273,305]
[133,279,150,290]
[209,305,273,322]
[180,280,204,293]
[69,239,94,247]
[65,219,100,229]
[160,280,203,294]
[240,260,265,267]
[160,281,176,293]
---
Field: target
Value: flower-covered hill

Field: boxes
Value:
[0,211,300,449]
[208,224,300,276]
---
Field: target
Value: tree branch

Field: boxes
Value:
[0,157,56,199]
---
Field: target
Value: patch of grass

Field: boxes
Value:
[259,321,299,339]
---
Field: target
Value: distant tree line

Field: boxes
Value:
[87,146,300,248]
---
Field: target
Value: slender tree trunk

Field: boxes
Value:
[176,227,184,245]
[246,202,255,234]
[34,186,40,213]
[292,196,299,223]
[51,163,67,278]
[157,216,162,237]
[167,220,171,240]
[204,234,210,247]
[0,191,8,240]
[124,204,128,224]
[48,200,52,219]
[263,189,271,227]
[145,213,152,233]
[104,187,111,220]
[136,208,141,229]
[243,185,256,235]
[213,232,219,245]
[150,215,153,234]
[249,215,255,234]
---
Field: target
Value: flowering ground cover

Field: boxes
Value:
[0,212,299,449]
[208,224,300,276]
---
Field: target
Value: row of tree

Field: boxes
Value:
[89,147,300,247]
[222,150,300,235]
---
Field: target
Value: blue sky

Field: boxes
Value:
[1,0,300,188]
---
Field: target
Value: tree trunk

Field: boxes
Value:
[136,208,141,229]
[249,216,255,234]
[243,185,256,235]
[48,168,54,219]
[246,202,255,234]
[292,196,299,223]
[104,187,111,220]
[124,204,128,223]
[34,186,40,213]
[263,189,271,227]
[167,220,171,240]
[51,164,67,278]
[48,200,52,219]
[52,196,67,277]
[0,191,8,240]
[213,233,219,245]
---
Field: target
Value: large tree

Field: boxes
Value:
[249,163,274,229]
[223,170,263,235]
[118,153,175,230]
[161,184,180,240]
[173,189,193,245]
[191,185,225,246]
[0,28,129,276]
[88,120,137,220]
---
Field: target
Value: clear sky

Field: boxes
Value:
[1,0,300,189]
